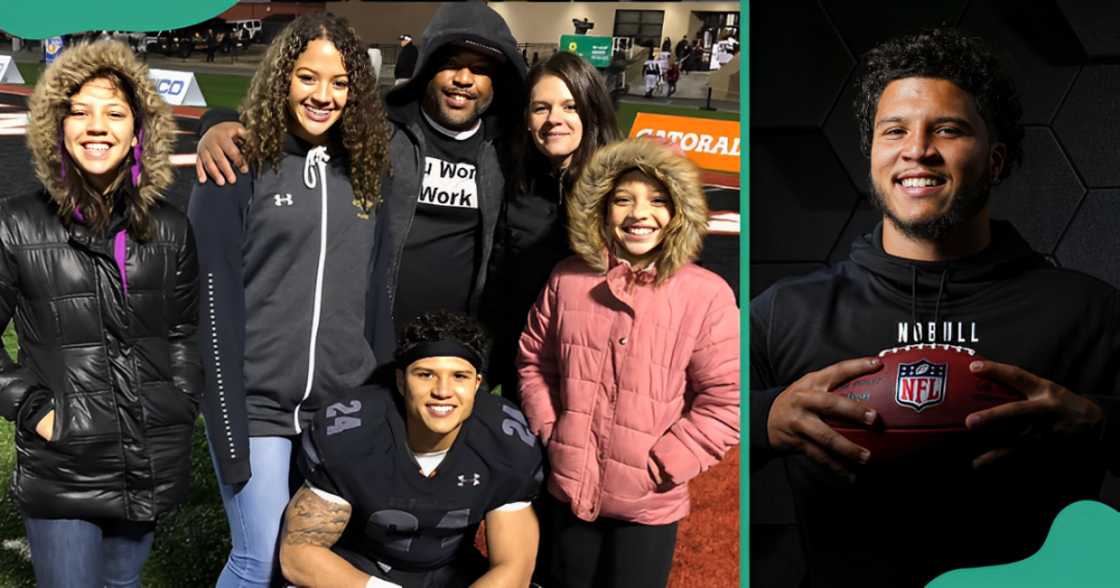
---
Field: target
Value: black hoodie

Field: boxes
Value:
[750,220,1120,587]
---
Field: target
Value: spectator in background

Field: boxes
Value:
[666,56,680,98]
[675,35,689,61]
[532,51,540,66]
[661,36,672,54]
[394,32,419,85]
[643,50,662,98]
[686,39,702,72]
[205,29,217,63]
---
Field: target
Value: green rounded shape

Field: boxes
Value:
[0,1,236,39]
[929,500,1120,588]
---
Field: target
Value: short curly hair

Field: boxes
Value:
[855,28,1023,180]
[395,311,489,367]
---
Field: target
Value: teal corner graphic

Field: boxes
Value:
[929,500,1120,588]
[0,1,237,38]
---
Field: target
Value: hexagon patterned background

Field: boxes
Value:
[751,1,1120,585]
[751,0,1120,297]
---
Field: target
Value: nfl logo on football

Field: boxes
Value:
[895,359,947,412]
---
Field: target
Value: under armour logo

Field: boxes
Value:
[457,473,481,487]
[273,193,293,207]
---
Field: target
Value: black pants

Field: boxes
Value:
[538,494,678,588]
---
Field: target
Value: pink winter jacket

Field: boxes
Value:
[517,255,740,524]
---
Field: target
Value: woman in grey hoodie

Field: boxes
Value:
[187,13,391,588]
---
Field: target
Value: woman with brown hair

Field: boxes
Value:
[0,39,199,587]
[186,12,391,587]
[487,51,621,399]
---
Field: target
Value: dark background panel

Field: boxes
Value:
[749,0,853,128]
[821,0,968,58]
[1056,1,1120,60]
[750,130,861,262]
[957,0,1082,124]
[751,0,1120,521]
[750,262,827,300]
[1053,65,1120,187]
[1054,189,1120,286]
[988,126,1085,254]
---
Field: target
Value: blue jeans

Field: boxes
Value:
[211,435,303,588]
[23,516,155,588]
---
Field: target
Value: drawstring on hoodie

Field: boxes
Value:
[294,145,331,435]
[303,145,330,189]
[908,265,950,340]
[933,269,948,328]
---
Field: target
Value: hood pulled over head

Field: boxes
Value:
[567,139,708,282]
[386,1,526,109]
[27,40,175,231]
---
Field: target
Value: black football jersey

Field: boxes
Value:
[298,385,544,572]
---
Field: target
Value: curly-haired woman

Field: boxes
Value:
[0,40,200,587]
[186,13,391,587]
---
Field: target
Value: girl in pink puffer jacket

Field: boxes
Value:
[517,139,740,588]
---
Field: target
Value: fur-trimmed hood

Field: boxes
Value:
[385,2,526,116]
[567,139,708,282]
[27,40,175,222]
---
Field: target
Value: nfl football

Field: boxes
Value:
[825,344,1023,462]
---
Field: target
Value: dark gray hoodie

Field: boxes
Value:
[189,135,378,485]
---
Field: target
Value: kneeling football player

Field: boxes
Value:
[278,311,544,588]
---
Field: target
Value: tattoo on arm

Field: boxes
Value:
[282,486,352,547]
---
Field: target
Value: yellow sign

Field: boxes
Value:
[629,113,741,173]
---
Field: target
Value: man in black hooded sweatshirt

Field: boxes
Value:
[193,3,526,342]
[751,28,1120,587]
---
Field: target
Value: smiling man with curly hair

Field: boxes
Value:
[751,27,1120,587]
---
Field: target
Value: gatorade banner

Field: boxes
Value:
[629,113,741,173]
[148,68,207,107]
[0,56,25,84]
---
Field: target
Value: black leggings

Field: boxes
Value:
[538,495,678,588]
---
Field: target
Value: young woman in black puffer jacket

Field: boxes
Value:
[0,40,200,588]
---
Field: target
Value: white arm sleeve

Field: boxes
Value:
[492,500,532,513]
[365,576,402,588]
[307,483,351,506]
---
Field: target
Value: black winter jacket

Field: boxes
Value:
[484,167,573,395]
[750,221,1120,587]
[0,190,201,521]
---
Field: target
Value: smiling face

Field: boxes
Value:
[607,169,674,268]
[62,77,137,194]
[287,38,349,145]
[870,77,1005,244]
[422,47,496,131]
[396,356,482,453]
[528,74,583,170]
